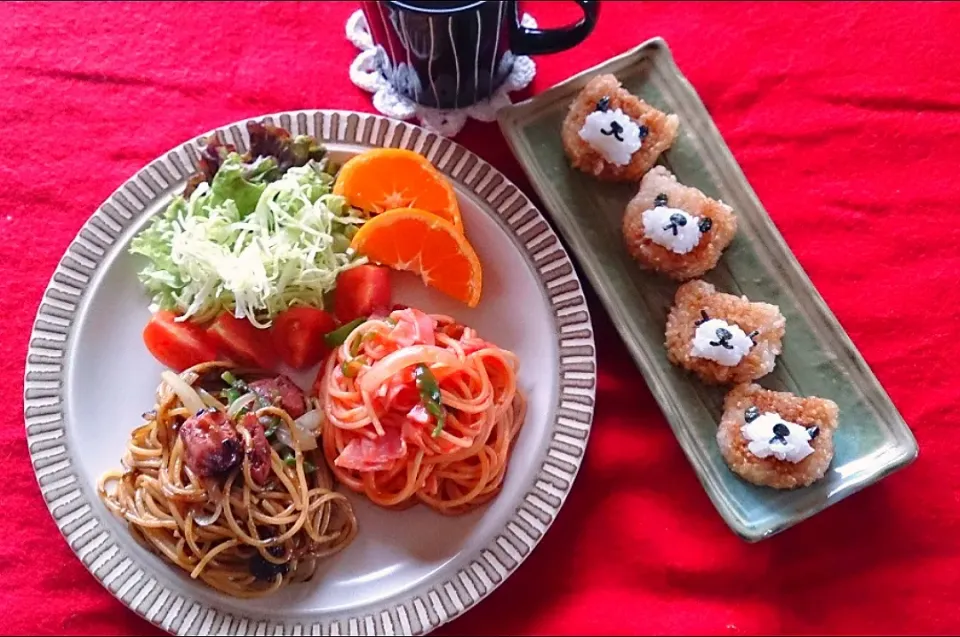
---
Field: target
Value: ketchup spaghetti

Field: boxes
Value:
[319,307,526,515]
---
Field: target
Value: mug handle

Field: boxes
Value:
[508,1,600,56]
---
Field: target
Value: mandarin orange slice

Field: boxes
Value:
[333,148,463,232]
[349,207,482,307]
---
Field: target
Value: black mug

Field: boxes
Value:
[361,1,600,109]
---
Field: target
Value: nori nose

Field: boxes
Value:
[669,213,687,227]
[772,423,790,438]
[716,327,732,340]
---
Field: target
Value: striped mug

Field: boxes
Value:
[361,1,600,109]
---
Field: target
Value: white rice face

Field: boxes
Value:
[691,318,754,366]
[741,412,816,463]
[578,108,643,166]
[641,206,703,254]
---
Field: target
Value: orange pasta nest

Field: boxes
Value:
[318,307,526,515]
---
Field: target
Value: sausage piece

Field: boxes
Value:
[249,375,308,419]
[179,409,242,478]
[240,413,272,486]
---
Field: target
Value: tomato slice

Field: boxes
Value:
[334,265,392,324]
[207,312,278,369]
[271,307,338,369]
[142,311,219,372]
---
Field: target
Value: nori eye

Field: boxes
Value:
[807,426,820,441]
[744,406,760,423]
[596,96,610,112]
[698,217,713,233]
[654,193,669,207]
[637,125,649,140]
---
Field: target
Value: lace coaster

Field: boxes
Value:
[346,8,537,137]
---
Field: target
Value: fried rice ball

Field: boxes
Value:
[623,167,738,280]
[561,74,679,182]
[717,383,839,490]
[665,280,786,385]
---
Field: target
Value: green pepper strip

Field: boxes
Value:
[281,448,316,473]
[263,419,279,437]
[414,364,446,438]
[349,334,363,357]
[341,356,367,378]
[353,330,377,357]
[324,318,366,349]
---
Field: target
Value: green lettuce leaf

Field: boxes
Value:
[129,156,368,326]
[206,154,271,217]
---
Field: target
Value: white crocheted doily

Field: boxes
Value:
[346,8,537,137]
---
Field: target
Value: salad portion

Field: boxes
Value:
[132,127,486,376]
[132,122,388,372]
[133,122,365,326]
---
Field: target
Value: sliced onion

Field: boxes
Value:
[194,503,222,527]
[359,345,460,394]
[295,409,323,433]
[161,370,205,414]
[272,411,320,452]
[289,418,319,450]
[293,432,318,452]
[198,388,226,411]
[273,425,294,450]
[227,392,257,419]
[194,481,225,526]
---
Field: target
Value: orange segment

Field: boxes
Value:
[350,207,482,307]
[334,148,463,232]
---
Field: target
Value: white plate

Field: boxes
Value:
[24,111,596,635]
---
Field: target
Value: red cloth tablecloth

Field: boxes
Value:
[4,1,959,634]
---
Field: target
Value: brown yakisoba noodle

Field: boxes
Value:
[98,361,357,598]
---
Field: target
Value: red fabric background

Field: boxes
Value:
[4,1,959,635]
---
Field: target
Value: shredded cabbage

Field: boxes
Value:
[130,153,367,327]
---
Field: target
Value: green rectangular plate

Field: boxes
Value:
[497,37,918,542]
